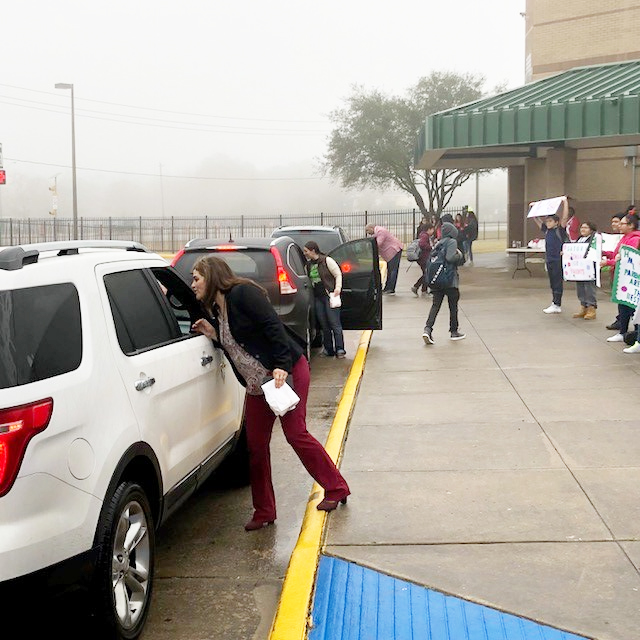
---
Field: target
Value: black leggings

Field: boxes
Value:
[425,287,460,332]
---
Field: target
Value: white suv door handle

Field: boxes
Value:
[201,355,214,366]
[135,376,156,391]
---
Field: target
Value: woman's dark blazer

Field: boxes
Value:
[210,283,303,386]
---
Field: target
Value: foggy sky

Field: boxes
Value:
[0,1,525,220]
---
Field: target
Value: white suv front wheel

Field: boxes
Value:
[94,481,155,640]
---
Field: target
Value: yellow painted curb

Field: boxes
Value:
[268,330,373,640]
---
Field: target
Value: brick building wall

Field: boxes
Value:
[525,1,640,80]
[517,1,640,233]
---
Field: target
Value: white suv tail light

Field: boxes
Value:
[0,398,53,497]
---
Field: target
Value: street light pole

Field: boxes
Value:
[55,83,78,240]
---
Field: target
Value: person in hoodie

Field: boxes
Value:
[421,221,466,345]
[601,213,640,344]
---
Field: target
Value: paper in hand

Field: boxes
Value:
[261,377,300,416]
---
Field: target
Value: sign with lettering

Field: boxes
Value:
[612,245,640,308]
[527,196,564,218]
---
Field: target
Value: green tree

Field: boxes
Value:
[323,71,489,217]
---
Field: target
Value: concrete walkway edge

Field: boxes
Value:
[268,330,373,640]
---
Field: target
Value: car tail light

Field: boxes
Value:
[0,398,53,497]
[270,247,297,294]
[341,261,352,273]
[214,245,241,251]
[170,249,185,267]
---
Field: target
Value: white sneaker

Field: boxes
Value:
[607,333,625,342]
[543,304,561,314]
[623,342,640,353]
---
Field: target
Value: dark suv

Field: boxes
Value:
[172,236,316,357]
[172,235,384,355]
[270,225,350,254]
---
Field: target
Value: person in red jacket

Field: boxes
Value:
[601,213,640,344]
[565,205,581,242]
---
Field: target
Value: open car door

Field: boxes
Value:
[328,237,382,330]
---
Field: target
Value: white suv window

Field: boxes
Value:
[104,270,181,354]
[0,283,82,388]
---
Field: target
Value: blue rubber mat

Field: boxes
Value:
[309,555,588,640]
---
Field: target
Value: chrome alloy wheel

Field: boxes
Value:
[111,500,151,631]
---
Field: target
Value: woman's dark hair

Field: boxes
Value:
[623,213,640,230]
[193,255,266,310]
[304,240,322,254]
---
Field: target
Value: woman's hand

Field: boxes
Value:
[333,288,341,296]
[272,368,288,389]
[192,318,217,340]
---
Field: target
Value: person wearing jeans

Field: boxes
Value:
[303,241,346,358]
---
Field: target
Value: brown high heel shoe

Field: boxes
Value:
[316,496,348,512]
[244,517,275,531]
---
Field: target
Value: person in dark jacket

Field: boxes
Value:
[463,210,479,264]
[303,241,345,358]
[191,256,350,531]
[411,222,435,295]
[421,222,466,344]
[533,196,570,314]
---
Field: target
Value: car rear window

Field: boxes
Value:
[0,283,82,389]
[271,230,344,254]
[175,249,277,284]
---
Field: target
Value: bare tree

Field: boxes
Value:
[323,71,491,217]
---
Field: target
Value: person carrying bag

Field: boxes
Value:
[303,241,346,359]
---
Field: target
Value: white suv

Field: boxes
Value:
[0,241,246,639]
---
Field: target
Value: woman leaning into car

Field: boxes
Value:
[190,256,350,531]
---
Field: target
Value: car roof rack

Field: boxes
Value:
[0,240,149,271]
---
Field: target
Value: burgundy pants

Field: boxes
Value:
[244,356,350,520]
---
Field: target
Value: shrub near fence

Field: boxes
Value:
[0,209,506,253]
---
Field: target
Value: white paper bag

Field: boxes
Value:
[261,378,300,416]
[329,292,342,308]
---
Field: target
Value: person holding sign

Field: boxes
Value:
[569,221,599,320]
[601,213,640,343]
[531,196,570,314]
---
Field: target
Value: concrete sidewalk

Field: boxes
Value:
[320,252,640,640]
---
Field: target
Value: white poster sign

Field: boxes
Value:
[527,196,564,219]
[612,245,640,308]
[563,242,597,282]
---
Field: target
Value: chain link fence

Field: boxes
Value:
[0,208,506,253]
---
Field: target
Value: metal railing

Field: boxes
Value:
[0,208,506,252]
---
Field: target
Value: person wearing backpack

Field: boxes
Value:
[422,222,466,344]
[410,222,435,296]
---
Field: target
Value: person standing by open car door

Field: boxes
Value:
[302,241,346,359]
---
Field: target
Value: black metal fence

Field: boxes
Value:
[0,208,506,252]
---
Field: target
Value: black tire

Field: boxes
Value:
[93,482,155,640]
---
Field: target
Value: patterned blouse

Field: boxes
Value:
[218,312,268,395]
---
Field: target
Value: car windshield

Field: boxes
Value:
[272,230,344,254]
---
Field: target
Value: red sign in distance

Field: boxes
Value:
[0,169,5,185]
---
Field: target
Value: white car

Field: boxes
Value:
[0,241,246,639]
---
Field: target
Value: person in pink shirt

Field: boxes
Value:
[365,223,403,294]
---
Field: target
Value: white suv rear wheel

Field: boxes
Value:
[95,481,155,640]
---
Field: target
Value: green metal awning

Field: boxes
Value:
[415,59,640,170]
